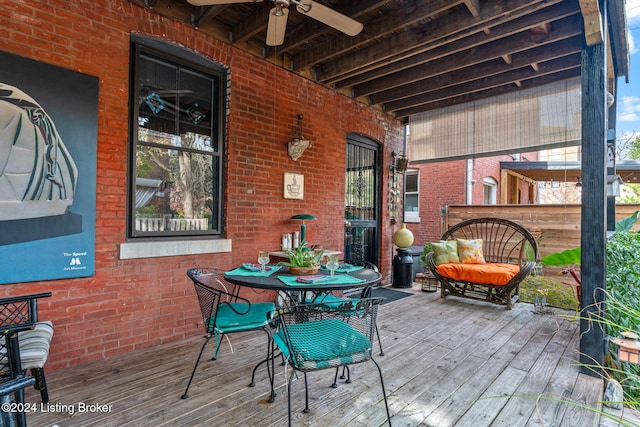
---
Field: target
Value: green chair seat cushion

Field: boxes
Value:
[274,318,371,371]
[210,302,275,333]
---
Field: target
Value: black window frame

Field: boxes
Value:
[127,36,226,239]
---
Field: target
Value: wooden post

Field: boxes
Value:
[579,0,608,376]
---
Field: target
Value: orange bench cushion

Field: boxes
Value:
[436,263,520,286]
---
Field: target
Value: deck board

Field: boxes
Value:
[24,285,613,427]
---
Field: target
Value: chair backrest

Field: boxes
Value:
[0,293,51,378]
[441,217,538,265]
[272,297,384,371]
[186,268,246,333]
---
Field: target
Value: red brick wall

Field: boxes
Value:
[406,161,466,243]
[1,0,404,370]
[406,152,539,245]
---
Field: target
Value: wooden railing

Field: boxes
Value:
[445,204,640,258]
[135,216,209,232]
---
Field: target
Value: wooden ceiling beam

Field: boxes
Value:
[229,2,270,44]
[354,15,582,98]
[292,0,463,69]
[579,0,604,46]
[463,0,482,18]
[326,0,574,88]
[369,36,582,105]
[394,68,580,119]
[192,5,228,29]
[384,54,581,113]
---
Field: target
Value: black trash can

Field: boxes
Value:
[408,245,424,281]
[392,248,413,288]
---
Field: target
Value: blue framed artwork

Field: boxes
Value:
[0,51,98,284]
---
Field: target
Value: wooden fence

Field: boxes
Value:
[446,204,640,259]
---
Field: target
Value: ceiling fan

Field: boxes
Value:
[187,0,364,46]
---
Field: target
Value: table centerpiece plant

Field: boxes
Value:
[279,242,324,275]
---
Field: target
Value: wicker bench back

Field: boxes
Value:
[428,217,538,309]
[441,217,537,265]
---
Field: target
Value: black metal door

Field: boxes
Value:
[344,134,380,266]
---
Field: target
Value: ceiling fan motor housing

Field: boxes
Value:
[274,0,290,8]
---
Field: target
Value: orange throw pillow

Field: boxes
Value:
[436,263,520,286]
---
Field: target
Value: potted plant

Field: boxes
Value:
[279,242,324,275]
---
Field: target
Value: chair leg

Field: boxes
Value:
[375,324,385,356]
[212,333,224,360]
[371,357,392,426]
[287,369,296,427]
[31,367,49,403]
[332,364,351,388]
[181,336,213,399]
[303,372,310,413]
[249,328,276,403]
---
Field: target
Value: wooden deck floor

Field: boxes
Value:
[25,285,612,427]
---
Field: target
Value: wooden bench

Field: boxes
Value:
[425,217,538,309]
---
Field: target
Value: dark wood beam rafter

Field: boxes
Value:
[384,53,582,113]
[394,68,581,118]
[292,0,463,70]
[319,0,571,86]
[192,5,228,29]
[353,14,583,99]
[369,36,583,106]
[228,2,271,44]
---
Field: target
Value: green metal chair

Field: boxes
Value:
[181,268,276,401]
[270,297,391,426]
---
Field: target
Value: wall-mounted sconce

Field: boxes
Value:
[391,151,408,174]
[287,114,311,161]
[607,174,623,197]
[611,331,640,364]
[575,176,582,188]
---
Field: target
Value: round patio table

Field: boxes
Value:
[224,265,381,304]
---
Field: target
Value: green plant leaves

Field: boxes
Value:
[541,247,581,267]
[616,210,639,233]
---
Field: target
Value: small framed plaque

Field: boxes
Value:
[284,173,304,199]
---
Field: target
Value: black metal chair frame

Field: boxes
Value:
[426,217,538,309]
[270,297,392,427]
[0,292,52,427]
[181,268,275,402]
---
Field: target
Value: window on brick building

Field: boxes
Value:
[483,177,497,204]
[128,38,225,238]
[404,169,420,222]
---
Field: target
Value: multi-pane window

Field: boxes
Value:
[129,40,225,238]
[404,169,420,222]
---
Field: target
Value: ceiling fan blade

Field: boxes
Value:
[266,7,289,46]
[296,1,363,36]
[187,0,263,6]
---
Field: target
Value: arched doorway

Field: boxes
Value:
[344,133,381,267]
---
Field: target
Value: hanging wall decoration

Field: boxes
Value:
[0,50,98,284]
